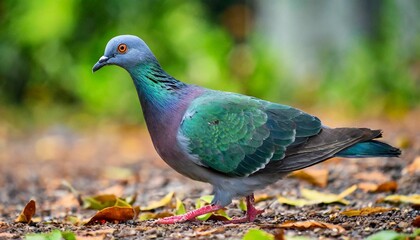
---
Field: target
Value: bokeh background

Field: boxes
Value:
[0,0,419,129]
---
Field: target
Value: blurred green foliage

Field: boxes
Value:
[0,0,418,127]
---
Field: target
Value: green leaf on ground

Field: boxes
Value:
[242,229,274,240]
[82,194,118,210]
[195,195,231,221]
[365,228,420,240]
[25,229,76,240]
[175,197,186,215]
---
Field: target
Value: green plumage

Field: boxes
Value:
[179,91,322,176]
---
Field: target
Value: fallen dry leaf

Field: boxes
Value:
[86,206,136,225]
[280,220,345,233]
[255,193,274,203]
[15,199,36,223]
[138,211,173,221]
[98,184,125,196]
[83,194,132,210]
[51,193,80,211]
[195,226,225,236]
[354,171,389,183]
[341,207,395,217]
[76,229,116,240]
[403,156,420,174]
[413,215,420,227]
[358,182,379,192]
[0,233,14,239]
[277,185,357,207]
[383,194,420,205]
[358,181,398,193]
[141,192,174,211]
[290,168,329,187]
[276,196,318,207]
[373,181,398,193]
[301,185,357,204]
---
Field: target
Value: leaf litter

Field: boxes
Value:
[1,119,419,239]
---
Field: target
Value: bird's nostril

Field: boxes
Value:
[98,56,109,63]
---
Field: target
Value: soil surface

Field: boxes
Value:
[0,112,419,239]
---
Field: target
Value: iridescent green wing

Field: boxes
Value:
[178,91,321,176]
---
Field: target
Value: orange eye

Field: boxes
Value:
[117,43,127,53]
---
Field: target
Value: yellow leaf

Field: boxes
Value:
[302,185,357,204]
[277,196,318,207]
[278,185,357,207]
[254,194,273,203]
[141,192,174,211]
[383,194,420,205]
[15,200,36,223]
[341,207,395,217]
[200,195,214,204]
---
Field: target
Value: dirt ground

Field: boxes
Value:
[0,111,419,239]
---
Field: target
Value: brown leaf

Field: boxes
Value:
[404,156,420,174]
[86,206,135,225]
[289,168,329,187]
[358,182,379,192]
[354,171,389,183]
[15,200,36,223]
[273,229,285,240]
[0,233,14,239]
[195,226,225,236]
[412,215,420,227]
[358,181,398,193]
[76,229,116,240]
[341,207,395,217]
[280,220,345,233]
[373,181,398,193]
[280,220,346,233]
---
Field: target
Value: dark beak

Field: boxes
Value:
[92,56,110,72]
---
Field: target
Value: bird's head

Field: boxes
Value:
[92,35,155,72]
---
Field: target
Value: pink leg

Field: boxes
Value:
[225,194,264,224]
[156,204,223,224]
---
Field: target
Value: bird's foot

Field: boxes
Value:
[156,204,223,224]
[224,206,264,224]
[224,194,264,224]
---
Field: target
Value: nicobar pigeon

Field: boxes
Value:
[93,35,401,224]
